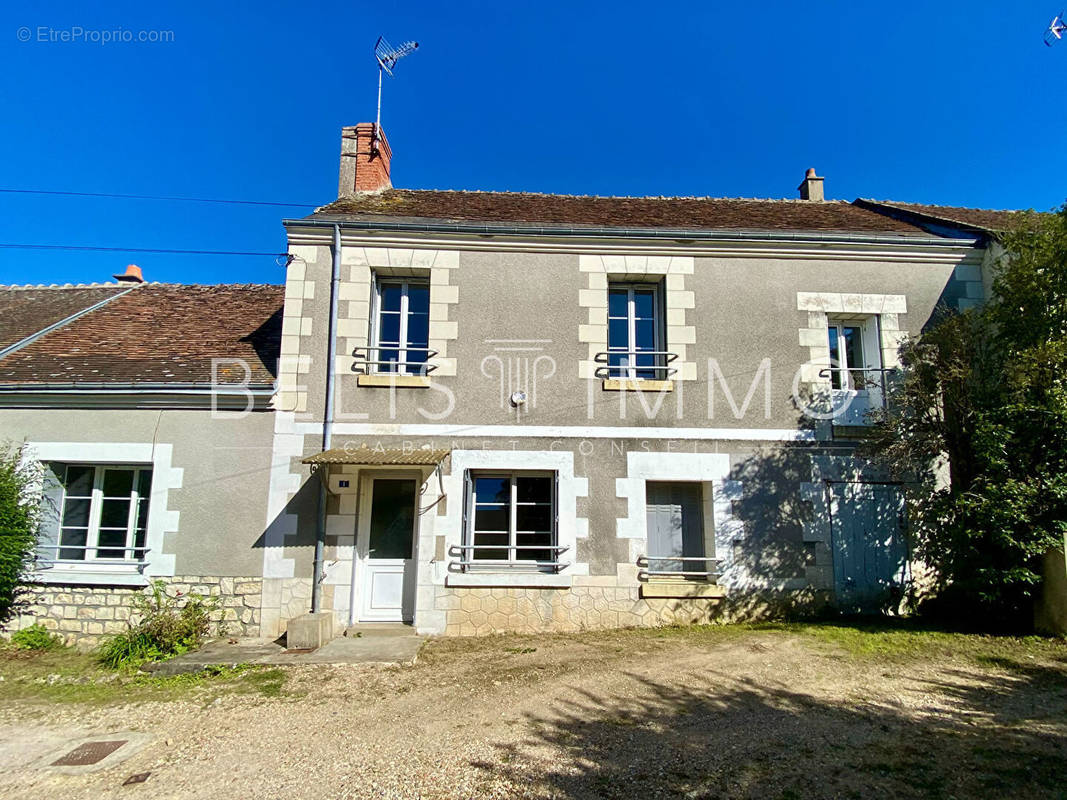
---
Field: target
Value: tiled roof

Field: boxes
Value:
[312,190,935,236]
[0,284,283,386]
[858,200,1039,233]
[0,284,127,352]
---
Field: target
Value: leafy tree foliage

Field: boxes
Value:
[0,444,39,622]
[866,209,1067,629]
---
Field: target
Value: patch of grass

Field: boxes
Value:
[0,646,290,706]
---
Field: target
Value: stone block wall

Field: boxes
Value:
[4,576,263,648]
[435,584,829,637]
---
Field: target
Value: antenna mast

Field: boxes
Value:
[1045,12,1067,46]
[373,36,419,154]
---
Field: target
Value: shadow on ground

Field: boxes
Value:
[473,656,1067,800]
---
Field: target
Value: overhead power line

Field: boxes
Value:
[0,242,287,258]
[0,187,319,208]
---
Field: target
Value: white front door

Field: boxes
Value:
[357,477,418,623]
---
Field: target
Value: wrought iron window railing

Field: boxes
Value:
[449,544,570,573]
[594,350,678,381]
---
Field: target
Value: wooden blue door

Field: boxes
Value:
[828,482,907,613]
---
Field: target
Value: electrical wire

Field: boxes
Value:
[0,187,318,208]
[0,242,286,258]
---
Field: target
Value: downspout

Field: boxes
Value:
[311,224,342,613]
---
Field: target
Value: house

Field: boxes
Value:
[0,123,1017,643]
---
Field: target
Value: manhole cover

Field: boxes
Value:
[51,740,128,767]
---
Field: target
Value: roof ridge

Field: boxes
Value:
[863,198,1028,214]
[380,188,851,204]
[0,282,127,291]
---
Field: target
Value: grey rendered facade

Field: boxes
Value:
[1,126,1012,643]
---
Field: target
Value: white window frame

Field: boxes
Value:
[464,470,558,569]
[54,464,152,565]
[607,282,665,380]
[370,276,430,376]
[827,315,885,424]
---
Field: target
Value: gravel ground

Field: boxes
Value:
[1,627,1066,799]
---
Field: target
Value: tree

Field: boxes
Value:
[866,209,1067,629]
[0,444,40,622]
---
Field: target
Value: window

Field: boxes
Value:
[466,472,556,566]
[53,464,152,563]
[826,317,882,390]
[645,482,708,579]
[607,282,665,380]
[372,278,430,375]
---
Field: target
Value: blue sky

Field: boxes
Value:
[0,1,1064,285]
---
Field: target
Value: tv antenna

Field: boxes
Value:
[373,36,419,153]
[1045,13,1066,46]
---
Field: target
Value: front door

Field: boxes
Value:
[358,477,418,622]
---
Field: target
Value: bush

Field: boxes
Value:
[9,622,63,651]
[98,581,220,668]
[0,444,40,623]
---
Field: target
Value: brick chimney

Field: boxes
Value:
[338,123,392,198]
[798,167,824,201]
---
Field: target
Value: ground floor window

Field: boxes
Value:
[644,481,709,579]
[51,464,152,563]
[465,471,558,567]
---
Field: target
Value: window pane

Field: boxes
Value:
[63,465,94,496]
[516,531,553,561]
[378,313,401,345]
[100,498,131,528]
[608,288,628,318]
[474,477,510,504]
[608,318,630,350]
[516,476,552,503]
[378,349,400,372]
[633,289,656,320]
[634,319,656,351]
[474,507,509,533]
[62,497,91,527]
[367,479,416,559]
[827,327,841,390]
[59,528,87,560]
[516,504,551,532]
[136,472,152,529]
[97,528,128,559]
[102,469,133,497]
[380,283,403,312]
[472,532,509,559]
[406,313,429,350]
[406,285,430,314]
[843,326,864,370]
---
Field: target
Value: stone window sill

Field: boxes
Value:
[446,572,572,589]
[602,379,674,392]
[31,567,149,587]
[357,374,432,389]
[639,580,725,599]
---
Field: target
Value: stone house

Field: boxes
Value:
[0,123,1044,643]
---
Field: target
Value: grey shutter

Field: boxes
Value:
[460,469,472,569]
[35,462,65,569]
[553,471,561,570]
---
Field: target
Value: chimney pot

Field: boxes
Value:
[798,167,824,201]
[113,264,144,284]
[338,123,393,198]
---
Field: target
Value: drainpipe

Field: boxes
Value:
[311,224,342,613]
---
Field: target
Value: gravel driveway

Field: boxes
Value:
[1,626,1065,799]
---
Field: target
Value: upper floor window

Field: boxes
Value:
[826,316,885,424]
[372,278,430,375]
[51,464,152,563]
[607,282,666,380]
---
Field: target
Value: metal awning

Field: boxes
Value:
[302,444,450,466]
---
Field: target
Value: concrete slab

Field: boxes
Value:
[148,628,424,675]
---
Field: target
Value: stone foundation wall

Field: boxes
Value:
[5,576,263,648]
[436,584,829,636]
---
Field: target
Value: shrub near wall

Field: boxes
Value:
[9,577,264,647]
[0,444,38,623]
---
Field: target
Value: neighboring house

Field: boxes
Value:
[0,122,1033,643]
[0,280,281,642]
